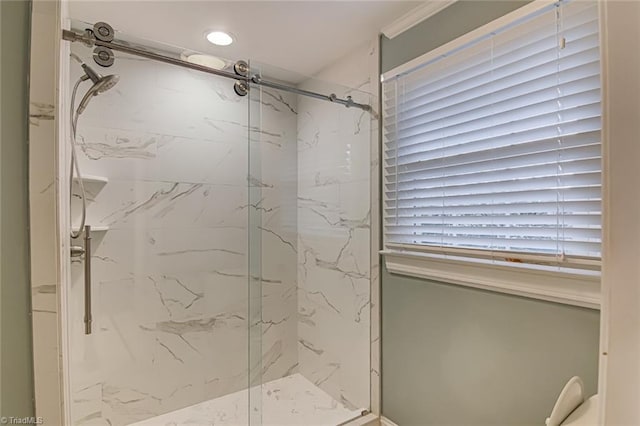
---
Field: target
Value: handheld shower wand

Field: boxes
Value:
[72,54,120,115]
[69,53,120,239]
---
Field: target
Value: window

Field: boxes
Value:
[382,0,601,275]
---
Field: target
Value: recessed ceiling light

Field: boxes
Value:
[181,53,227,70]
[206,31,233,46]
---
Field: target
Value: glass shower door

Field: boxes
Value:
[247,60,373,426]
[247,60,264,426]
[64,20,374,426]
[66,23,255,426]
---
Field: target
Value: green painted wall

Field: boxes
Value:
[381,1,530,74]
[380,2,601,424]
[0,0,34,418]
[382,266,600,425]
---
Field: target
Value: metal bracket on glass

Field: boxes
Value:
[233,60,250,77]
[91,22,116,68]
[70,21,117,68]
[234,81,249,97]
[233,61,250,96]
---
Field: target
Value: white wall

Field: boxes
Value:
[600,1,640,423]
[28,1,64,424]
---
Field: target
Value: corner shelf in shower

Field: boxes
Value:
[72,175,109,185]
[71,176,109,233]
[72,224,110,233]
[88,225,109,232]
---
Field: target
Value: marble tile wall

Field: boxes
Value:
[296,42,374,412]
[66,46,299,425]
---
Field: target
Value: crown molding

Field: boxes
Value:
[382,1,457,39]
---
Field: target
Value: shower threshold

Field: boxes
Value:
[129,373,363,426]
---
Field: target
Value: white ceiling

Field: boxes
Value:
[68,1,422,78]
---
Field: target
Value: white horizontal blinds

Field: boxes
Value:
[383,0,601,266]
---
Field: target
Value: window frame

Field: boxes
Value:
[380,0,603,307]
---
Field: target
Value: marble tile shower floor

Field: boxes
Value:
[130,373,363,426]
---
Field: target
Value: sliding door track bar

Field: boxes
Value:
[62,27,371,112]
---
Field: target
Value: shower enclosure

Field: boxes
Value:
[61,20,374,426]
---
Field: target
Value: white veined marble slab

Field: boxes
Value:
[130,373,362,426]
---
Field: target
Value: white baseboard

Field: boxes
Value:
[381,416,400,426]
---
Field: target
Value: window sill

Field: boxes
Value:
[381,250,601,309]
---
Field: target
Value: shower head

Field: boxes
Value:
[76,62,119,115]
